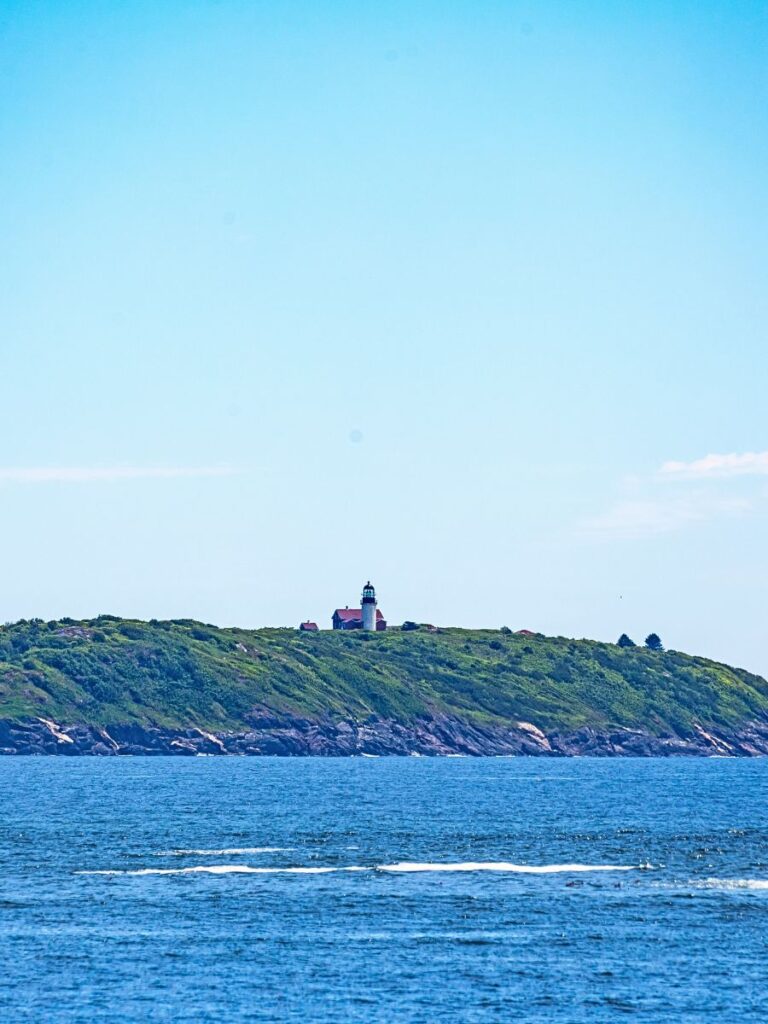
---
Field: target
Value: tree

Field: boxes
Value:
[617,633,636,648]
[500,626,512,635]
[645,633,663,651]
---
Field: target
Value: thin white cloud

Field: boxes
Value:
[660,451,768,479]
[0,467,238,484]
[582,496,751,540]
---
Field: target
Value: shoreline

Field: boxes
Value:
[2,715,768,757]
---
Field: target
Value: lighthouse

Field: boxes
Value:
[332,584,387,631]
[361,581,377,631]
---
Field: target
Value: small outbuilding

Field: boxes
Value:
[299,621,319,632]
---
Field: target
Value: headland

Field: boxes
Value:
[1,617,767,756]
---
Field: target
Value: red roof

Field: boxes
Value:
[333,608,360,622]
[333,608,384,621]
[299,621,319,631]
[516,629,536,636]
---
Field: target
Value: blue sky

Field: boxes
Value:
[2,1,767,674]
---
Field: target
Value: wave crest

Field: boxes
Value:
[80,865,359,876]
[79,860,638,877]
[702,878,768,891]
[376,862,636,874]
[158,847,290,856]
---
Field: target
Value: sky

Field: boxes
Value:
[1,0,767,674]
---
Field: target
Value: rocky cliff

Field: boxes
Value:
[3,713,768,757]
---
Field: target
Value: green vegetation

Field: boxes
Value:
[0,617,766,736]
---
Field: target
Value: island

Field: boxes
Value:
[1,616,767,756]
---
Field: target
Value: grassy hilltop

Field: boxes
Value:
[0,616,767,737]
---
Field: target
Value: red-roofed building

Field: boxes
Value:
[516,629,537,636]
[299,621,318,632]
[332,607,386,631]
[332,583,387,631]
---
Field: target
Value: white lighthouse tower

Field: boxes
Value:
[361,581,377,631]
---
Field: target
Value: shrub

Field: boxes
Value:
[401,621,420,632]
[118,624,145,640]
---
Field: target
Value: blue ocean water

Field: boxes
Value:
[1,757,767,1023]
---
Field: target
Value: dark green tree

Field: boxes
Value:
[617,634,636,648]
[645,633,663,651]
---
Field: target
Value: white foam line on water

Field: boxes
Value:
[376,862,637,874]
[79,861,638,877]
[158,847,290,856]
[701,878,768,891]
[80,865,366,876]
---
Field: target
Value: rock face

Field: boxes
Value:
[2,714,768,757]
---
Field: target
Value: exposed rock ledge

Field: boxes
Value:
[2,714,768,757]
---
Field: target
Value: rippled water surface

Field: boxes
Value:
[2,757,767,1022]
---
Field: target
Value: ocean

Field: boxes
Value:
[1,756,767,1022]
